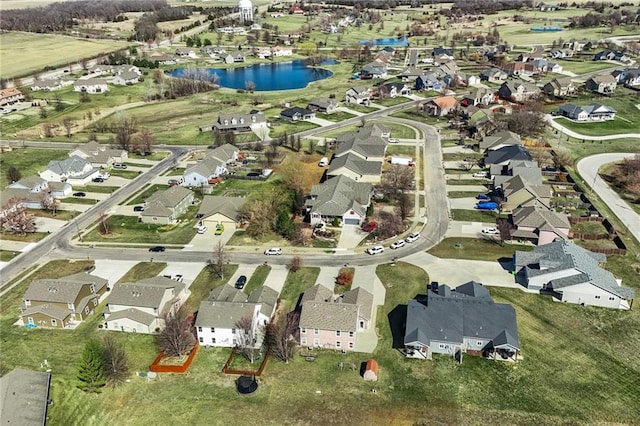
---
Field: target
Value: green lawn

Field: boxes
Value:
[385,122,420,139]
[242,265,271,295]
[315,111,356,122]
[451,208,499,222]
[391,110,443,126]
[555,116,639,137]
[447,178,489,185]
[73,185,120,194]
[187,264,238,309]
[0,148,68,188]
[61,197,99,205]
[429,237,533,261]
[108,170,140,180]
[0,232,48,242]
[374,96,412,107]
[0,250,20,262]
[278,267,320,312]
[448,191,481,198]
[552,59,617,74]
[27,209,78,221]
[116,262,168,284]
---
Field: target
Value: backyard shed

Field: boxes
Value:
[363,359,379,381]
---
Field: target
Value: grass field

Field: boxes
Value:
[429,237,533,261]
[451,208,499,222]
[116,262,168,284]
[125,184,169,206]
[0,250,20,262]
[0,232,48,242]
[0,148,68,188]
[0,32,127,78]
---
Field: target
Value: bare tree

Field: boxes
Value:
[62,118,73,138]
[265,311,299,363]
[158,305,196,357]
[134,128,155,155]
[235,314,259,364]
[396,192,414,221]
[381,165,414,195]
[102,335,129,387]
[373,210,404,240]
[40,186,59,216]
[554,150,574,169]
[0,198,36,236]
[209,241,228,279]
[288,255,302,272]
[496,217,513,246]
[245,81,256,92]
[98,212,110,235]
[114,115,137,152]
[530,148,552,168]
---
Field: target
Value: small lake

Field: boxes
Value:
[359,35,408,46]
[171,60,333,91]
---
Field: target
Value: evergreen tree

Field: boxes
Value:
[274,208,295,239]
[77,340,106,393]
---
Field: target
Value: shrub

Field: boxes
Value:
[336,271,353,286]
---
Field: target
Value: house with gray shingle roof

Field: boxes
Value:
[197,195,247,231]
[498,80,541,102]
[491,160,542,189]
[73,78,108,94]
[500,174,551,212]
[558,103,616,121]
[585,74,617,94]
[480,131,522,152]
[345,86,372,105]
[306,175,373,226]
[183,144,239,187]
[104,277,188,334]
[307,98,338,113]
[140,185,194,224]
[20,273,108,328]
[510,206,570,245]
[514,241,634,309]
[404,282,520,361]
[326,154,383,183]
[327,125,389,183]
[39,155,100,185]
[299,284,375,352]
[0,369,51,426]
[195,284,278,348]
[69,141,128,167]
[207,110,266,133]
[484,145,532,166]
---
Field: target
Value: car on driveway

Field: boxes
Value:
[361,221,378,233]
[92,177,104,183]
[73,192,86,197]
[390,240,405,249]
[235,275,247,290]
[264,247,282,255]
[366,245,384,255]
[405,232,421,243]
[149,246,166,252]
[113,163,127,169]
[476,194,490,200]
[215,224,224,235]
[388,138,400,143]
[197,225,207,234]
[473,171,489,178]
[133,206,144,212]
[482,227,500,235]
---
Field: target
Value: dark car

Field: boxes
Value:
[149,246,166,252]
[234,275,247,290]
[92,177,104,183]
[73,192,86,197]
[133,206,145,212]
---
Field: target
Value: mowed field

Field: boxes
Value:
[0,32,126,78]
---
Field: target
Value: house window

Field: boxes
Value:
[211,338,216,344]
[93,298,98,307]
[439,343,446,349]
[609,297,615,301]
[232,328,236,334]
[232,338,237,345]
[336,341,341,348]
[84,306,90,315]
[359,321,365,329]
[198,326,202,332]
[51,319,57,327]
[210,327,215,333]
[477,341,483,346]
[301,327,306,334]
[595,295,601,299]
[336,330,341,337]
[349,342,353,349]
[314,329,319,335]
[199,337,203,343]
[67,303,74,310]
[90,284,95,293]
[24,299,31,307]
[349,331,354,338]
[313,338,320,347]
[301,337,307,345]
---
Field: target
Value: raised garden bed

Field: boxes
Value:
[149,342,199,374]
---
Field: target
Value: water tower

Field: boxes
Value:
[239,0,253,24]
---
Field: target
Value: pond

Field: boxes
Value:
[170,60,333,91]
[359,35,408,46]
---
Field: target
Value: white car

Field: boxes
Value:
[388,138,399,143]
[482,227,500,235]
[405,232,420,243]
[390,240,405,249]
[98,172,110,180]
[366,245,384,255]
[197,226,208,234]
[264,247,283,255]
[473,171,489,178]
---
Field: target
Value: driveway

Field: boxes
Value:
[446,220,499,238]
[447,184,488,193]
[306,116,336,127]
[183,227,234,251]
[228,264,258,288]
[314,266,341,289]
[449,197,479,210]
[33,217,67,233]
[352,266,385,353]
[577,153,640,244]
[160,262,206,289]
[336,224,366,252]
[93,260,140,284]
[263,264,289,294]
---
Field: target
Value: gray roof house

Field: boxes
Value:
[306,175,373,226]
[484,145,532,166]
[491,160,542,188]
[140,186,194,225]
[514,241,635,309]
[558,103,616,121]
[0,369,51,426]
[404,282,520,361]
[197,195,248,230]
[327,125,389,183]
[69,141,128,167]
[543,77,576,97]
[280,107,315,121]
[510,206,570,246]
[345,86,372,105]
[207,110,266,133]
[500,174,552,212]
[585,74,617,94]
[299,284,375,352]
[39,155,100,185]
[326,153,383,183]
[183,144,239,187]
[307,98,338,113]
[498,80,541,102]
[480,131,522,152]
[195,285,278,348]
[104,276,188,334]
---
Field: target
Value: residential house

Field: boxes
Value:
[565,39,592,52]
[280,107,315,121]
[547,62,563,73]
[559,103,616,121]
[480,131,522,152]
[480,68,508,83]
[432,47,454,60]
[195,285,278,348]
[0,188,51,216]
[514,241,635,309]
[327,153,383,183]
[502,62,527,76]
[0,369,51,426]
[299,284,374,352]
[39,156,100,185]
[484,145,532,166]
[307,98,338,113]
[201,46,226,59]
[593,49,630,62]
[0,87,25,107]
[30,79,65,92]
[379,82,411,98]
[345,86,372,105]
[69,141,128,168]
[306,175,373,226]
[491,160,542,188]
[404,282,520,361]
[421,96,458,117]
[183,143,239,186]
[221,51,246,64]
[517,45,545,62]
[112,71,140,86]
[87,64,112,75]
[327,125,389,183]
[104,277,189,333]
[543,77,576,97]
[462,88,498,107]
[140,185,195,224]
[549,48,574,59]
[175,47,197,58]
[467,108,499,138]
[611,68,640,87]
[150,53,177,65]
[398,66,425,81]
[7,174,71,198]
[111,65,141,76]
[21,273,108,328]
[500,174,552,212]
[197,195,248,230]
[208,110,267,133]
[360,61,387,78]
[585,74,617,94]
[510,206,570,245]
[415,73,444,91]
[73,78,108,94]
[498,80,541,102]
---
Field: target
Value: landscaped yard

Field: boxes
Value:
[116,262,168,284]
[242,265,271,295]
[429,237,533,261]
[187,264,238,309]
[0,249,20,262]
[0,148,68,188]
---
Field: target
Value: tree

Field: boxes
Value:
[496,110,545,138]
[264,311,299,362]
[235,314,259,364]
[0,198,36,236]
[114,115,137,151]
[396,192,414,221]
[99,212,110,235]
[133,128,155,155]
[381,165,414,195]
[209,241,228,279]
[554,150,574,169]
[373,210,404,240]
[292,226,313,247]
[77,339,106,393]
[40,185,59,216]
[6,166,21,183]
[274,209,295,239]
[496,217,513,247]
[158,305,196,358]
[62,117,73,138]
[102,335,129,387]
[288,255,302,272]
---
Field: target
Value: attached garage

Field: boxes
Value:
[197,196,247,231]
[343,218,361,225]
[202,212,238,230]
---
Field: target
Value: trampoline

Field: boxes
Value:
[236,376,258,395]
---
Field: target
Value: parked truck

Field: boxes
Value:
[391,156,413,166]
[476,201,498,210]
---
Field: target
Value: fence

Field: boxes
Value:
[222,347,270,376]
[149,342,200,374]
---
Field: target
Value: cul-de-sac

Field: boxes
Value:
[1,0,639,424]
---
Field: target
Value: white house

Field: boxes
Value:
[182,144,239,187]
[73,78,108,94]
[39,156,100,185]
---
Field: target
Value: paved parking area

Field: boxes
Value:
[33,217,67,233]
[93,260,140,284]
[446,220,499,238]
[449,197,479,210]
[160,262,206,289]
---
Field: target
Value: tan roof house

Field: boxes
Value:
[197,195,248,230]
[510,206,570,246]
[21,272,108,329]
[585,74,617,95]
[140,186,194,224]
[69,141,128,167]
[501,175,551,212]
[421,96,458,117]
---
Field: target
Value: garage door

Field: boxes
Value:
[203,218,237,230]
[344,218,360,225]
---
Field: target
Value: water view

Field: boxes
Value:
[171,60,333,91]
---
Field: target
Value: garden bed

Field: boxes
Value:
[149,342,199,374]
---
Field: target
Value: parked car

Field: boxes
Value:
[149,246,166,252]
[235,275,247,290]
[476,194,490,200]
[97,172,110,180]
[168,178,183,186]
[482,227,500,235]
[388,138,400,143]
[215,224,224,235]
[405,232,420,243]
[390,240,405,249]
[113,163,127,169]
[476,202,499,211]
[361,221,378,233]
[92,177,104,183]
[318,157,329,167]
[133,206,144,212]
[173,274,184,282]
[197,225,208,234]
[73,192,86,197]
[366,245,384,255]
[264,247,282,255]
[473,171,489,178]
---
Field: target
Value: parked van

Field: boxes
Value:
[318,157,329,167]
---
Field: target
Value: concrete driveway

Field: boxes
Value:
[336,224,366,252]
[352,266,386,353]
[93,260,140,284]
[446,184,488,193]
[446,220,499,238]
[33,217,68,233]
[228,264,258,288]
[449,197,479,210]
[183,227,234,251]
[314,266,341,289]
[264,264,289,294]
[160,262,206,288]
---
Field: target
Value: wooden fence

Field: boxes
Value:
[222,347,270,376]
[149,342,200,374]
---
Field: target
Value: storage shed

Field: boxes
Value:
[363,359,379,382]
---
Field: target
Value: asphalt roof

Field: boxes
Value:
[308,175,372,218]
[195,300,258,329]
[0,369,50,426]
[198,195,247,221]
[105,308,157,326]
[24,273,107,304]
[485,145,532,165]
[107,277,184,310]
[299,301,358,332]
[327,153,382,177]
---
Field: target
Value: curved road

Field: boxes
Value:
[577,153,640,244]
[545,115,640,141]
